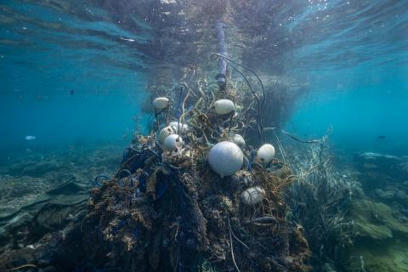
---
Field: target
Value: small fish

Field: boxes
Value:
[120,36,135,42]
[377,136,386,140]
[25,135,36,141]
[70,89,75,95]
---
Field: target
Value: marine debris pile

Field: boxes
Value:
[0,63,314,272]
[78,65,312,271]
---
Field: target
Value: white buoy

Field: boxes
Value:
[214,99,235,115]
[153,97,169,111]
[208,141,243,178]
[164,134,183,150]
[256,144,275,164]
[169,121,189,133]
[232,134,246,147]
[241,186,265,206]
[159,126,176,143]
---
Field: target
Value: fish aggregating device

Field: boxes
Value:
[231,133,246,147]
[241,186,266,206]
[79,20,312,272]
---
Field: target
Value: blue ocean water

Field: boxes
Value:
[1,0,406,158]
[287,64,408,155]
[1,1,408,271]
[0,0,151,156]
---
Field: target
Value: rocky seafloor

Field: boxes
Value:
[0,142,408,272]
[343,152,408,272]
[0,144,123,267]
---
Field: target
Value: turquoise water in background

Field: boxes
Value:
[1,0,407,157]
[287,64,408,156]
[0,0,151,156]
[0,66,148,154]
[0,71,149,156]
[1,1,408,271]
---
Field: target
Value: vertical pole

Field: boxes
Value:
[216,21,227,89]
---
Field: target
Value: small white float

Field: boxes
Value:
[256,144,275,164]
[159,126,176,143]
[232,134,246,147]
[241,186,266,206]
[153,97,169,111]
[164,134,183,150]
[214,99,235,115]
[169,121,189,133]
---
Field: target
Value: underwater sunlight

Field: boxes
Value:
[0,0,407,271]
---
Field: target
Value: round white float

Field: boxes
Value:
[169,121,189,133]
[153,97,169,111]
[241,186,266,206]
[208,141,243,178]
[159,126,176,143]
[164,134,183,150]
[256,144,275,164]
[232,134,246,147]
[214,99,235,115]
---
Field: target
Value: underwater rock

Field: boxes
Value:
[375,188,395,200]
[214,99,235,115]
[352,199,408,240]
[340,198,408,272]
[0,180,88,269]
[6,160,63,177]
[208,141,243,178]
[395,190,408,202]
[346,238,408,272]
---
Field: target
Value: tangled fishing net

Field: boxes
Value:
[0,59,313,272]
[77,62,312,272]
